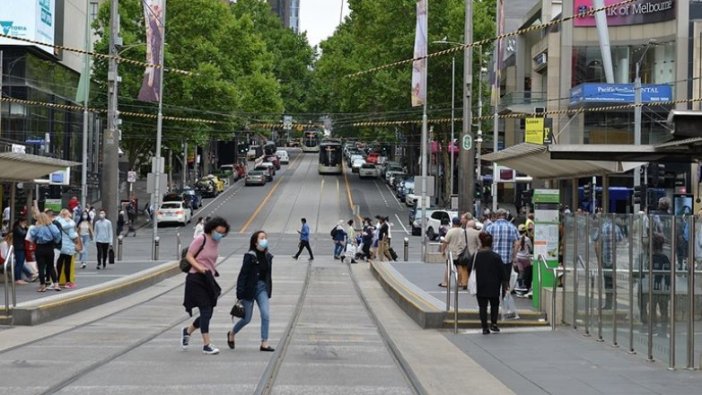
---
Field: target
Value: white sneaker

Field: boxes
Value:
[202,343,219,355]
[80,262,86,269]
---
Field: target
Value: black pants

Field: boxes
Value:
[477,296,500,329]
[294,240,314,259]
[192,305,214,334]
[96,242,109,267]
[56,253,73,283]
[362,240,372,260]
[35,244,57,286]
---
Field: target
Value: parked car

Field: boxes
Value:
[194,178,217,198]
[204,175,225,194]
[397,179,414,203]
[156,201,192,226]
[351,158,365,173]
[358,163,379,178]
[245,170,267,186]
[163,192,191,215]
[265,155,281,170]
[411,208,458,239]
[276,150,290,164]
[181,188,202,210]
[254,164,274,181]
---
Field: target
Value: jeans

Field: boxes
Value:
[333,241,344,258]
[13,249,32,281]
[192,305,214,334]
[80,235,90,262]
[232,280,270,341]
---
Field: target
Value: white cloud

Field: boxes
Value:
[299,0,350,47]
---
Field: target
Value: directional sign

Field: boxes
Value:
[462,135,473,150]
[283,115,293,130]
[127,171,137,183]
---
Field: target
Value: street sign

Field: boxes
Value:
[127,171,137,183]
[283,115,293,130]
[462,135,472,150]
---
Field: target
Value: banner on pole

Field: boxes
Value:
[138,0,165,102]
[411,0,427,107]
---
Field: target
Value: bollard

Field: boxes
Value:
[153,236,160,260]
[176,232,182,259]
[403,238,409,261]
[117,235,124,261]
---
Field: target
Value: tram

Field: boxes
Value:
[302,131,321,153]
[318,139,343,175]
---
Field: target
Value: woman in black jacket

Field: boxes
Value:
[473,232,508,334]
[229,230,274,352]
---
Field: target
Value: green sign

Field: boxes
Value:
[44,199,62,213]
[462,135,472,150]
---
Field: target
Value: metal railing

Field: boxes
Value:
[2,246,16,316]
[562,213,702,370]
[445,251,459,334]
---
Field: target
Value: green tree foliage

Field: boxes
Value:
[92,0,285,169]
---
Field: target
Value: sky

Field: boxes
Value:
[299,0,350,47]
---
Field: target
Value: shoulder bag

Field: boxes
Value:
[180,237,207,273]
[467,251,478,295]
[457,229,472,266]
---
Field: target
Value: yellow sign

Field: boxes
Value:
[525,118,544,144]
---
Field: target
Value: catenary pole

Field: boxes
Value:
[152,0,168,258]
[458,0,474,215]
[81,0,91,210]
[103,0,121,243]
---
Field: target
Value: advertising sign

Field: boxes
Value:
[0,0,55,54]
[569,83,672,106]
[525,118,544,144]
[532,189,560,309]
[573,0,675,27]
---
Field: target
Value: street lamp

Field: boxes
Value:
[433,39,463,197]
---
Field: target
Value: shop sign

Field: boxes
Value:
[569,83,672,105]
[573,0,675,27]
[0,0,55,54]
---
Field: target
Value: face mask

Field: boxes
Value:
[257,239,269,250]
[99,213,106,219]
[83,215,88,219]
[212,231,225,241]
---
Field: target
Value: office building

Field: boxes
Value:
[268,0,300,33]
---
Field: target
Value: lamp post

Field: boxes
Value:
[633,39,655,213]
[433,40,463,198]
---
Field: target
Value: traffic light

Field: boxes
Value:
[521,189,533,205]
[651,163,666,186]
[474,183,482,199]
[583,183,592,200]
[633,185,645,205]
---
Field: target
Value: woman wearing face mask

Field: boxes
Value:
[93,209,113,270]
[228,230,274,352]
[181,217,228,355]
[77,212,94,269]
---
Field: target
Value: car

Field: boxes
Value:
[398,179,414,202]
[156,201,192,226]
[204,175,225,194]
[276,150,290,164]
[234,163,247,179]
[348,154,364,167]
[411,208,458,239]
[265,155,281,170]
[386,171,406,188]
[245,170,267,186]
[358,163,379,178]
[181,188,203,210]
[384,165,404,181]
[220,164,235,177]
[247,145,261,161]
[366,152,380,164]
[254,164,274,181]
[163,192,191,215]
[194,178,217,198]
[351,158,365,173]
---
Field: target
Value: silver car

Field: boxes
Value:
[245,170,267,186]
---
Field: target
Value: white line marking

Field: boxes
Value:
[395,213,409,234]
[385,183,404,208]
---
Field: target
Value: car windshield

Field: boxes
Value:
[161,203,181,209]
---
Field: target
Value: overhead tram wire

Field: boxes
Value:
[344,0,637,79]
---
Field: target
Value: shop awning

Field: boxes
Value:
[481,143,645,179]
[0,152,80,182]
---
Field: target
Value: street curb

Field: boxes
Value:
[7,260,180,326]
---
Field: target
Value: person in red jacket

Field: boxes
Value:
[67,196,79,213]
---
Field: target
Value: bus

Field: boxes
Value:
[318,140,343,174]
[302,131,321,153]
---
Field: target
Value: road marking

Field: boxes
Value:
[342,163,363,223]
[395,213,410,234]
[374,180,390,207]
[239,175,285,234]
[385,183,404,209]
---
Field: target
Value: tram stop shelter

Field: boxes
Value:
[0,150,80,225]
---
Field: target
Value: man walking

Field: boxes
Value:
[293,218,314,261]
[332,220,346,259]
[93,209,113,270]
[484,208,520,279]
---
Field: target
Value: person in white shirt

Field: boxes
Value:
[193,217,205,239]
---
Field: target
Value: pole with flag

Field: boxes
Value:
[411,0,428,258]
[138,0,167,258]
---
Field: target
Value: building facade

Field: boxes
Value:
[268,0,300,33]
[497,0,699,211]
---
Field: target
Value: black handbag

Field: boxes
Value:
[180,237,206,273]
[108,247,115,264]
[230,300,245,318]
[456,229,472,266]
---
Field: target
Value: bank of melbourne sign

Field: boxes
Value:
[574,0,675,27]
[569,83,673,106]
[0,0,55,54]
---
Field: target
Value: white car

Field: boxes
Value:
[358,163,379,178]
[156,201,192,226]
[411,209,457,239]
[351,158,365,173]
[276,150,290,164]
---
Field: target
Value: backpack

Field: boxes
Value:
[330,226,338,239]
[52,220,63,250]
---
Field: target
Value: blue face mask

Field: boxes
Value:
[257,239,269,250]
[212,231,225,241]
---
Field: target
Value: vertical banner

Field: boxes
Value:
[138,0,165,102]
[411,0,427,107]
[491,0,504,105]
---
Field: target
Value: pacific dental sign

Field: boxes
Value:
[573,0,675,27]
